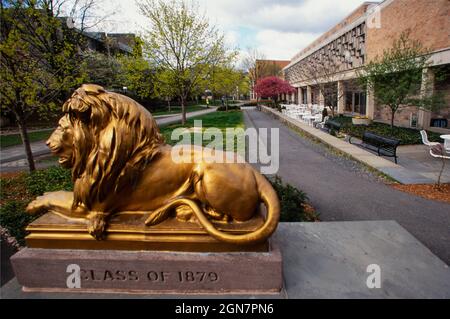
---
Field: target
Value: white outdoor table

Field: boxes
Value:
[440,134,450,153]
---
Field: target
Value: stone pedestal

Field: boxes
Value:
[11,244,282,295]
[25,212,268,252]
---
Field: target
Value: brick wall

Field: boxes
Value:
[375,76,450,128]
[366,0,450,61]
[374,105,418,127]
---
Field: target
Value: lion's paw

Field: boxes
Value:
[87,212,107,240]
[26,196,50,215]
[176,205,195,222]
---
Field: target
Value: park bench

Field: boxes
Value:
[323,119,342,135]
[350,131,401,164]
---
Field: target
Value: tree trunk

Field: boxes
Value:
[17,118,36,172]
[436,157,446,188]
[167,99,171,112]
[181,97,186,125]
[390,108,396,130]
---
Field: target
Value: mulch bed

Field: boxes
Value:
[392,183,450,204]
[0,171,22,179]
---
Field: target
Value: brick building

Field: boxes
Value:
[283,0,450,132]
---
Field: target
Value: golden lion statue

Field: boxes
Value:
[26,84,280,245]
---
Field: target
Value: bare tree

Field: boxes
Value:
[241,47,273,100]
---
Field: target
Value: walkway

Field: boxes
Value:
[0,108,218,167]
[244,109,450,265]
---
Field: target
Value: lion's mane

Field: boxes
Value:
[62,84,164,210]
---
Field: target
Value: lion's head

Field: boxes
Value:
[47,115,74,168]
[50,84,164,211]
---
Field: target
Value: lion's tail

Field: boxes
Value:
[160,173,280,245]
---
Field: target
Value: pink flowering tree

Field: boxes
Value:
[254,76,295,106]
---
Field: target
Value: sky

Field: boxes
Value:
[87,0,377,64]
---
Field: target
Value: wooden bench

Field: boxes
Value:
[350,131,401,164]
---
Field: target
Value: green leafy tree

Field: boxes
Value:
[358,30,440,129]
[237,73,250,100]
[153,69,178,111]
[210,66,244,110]
[118,55,154,99]
[82,51,121,88]
[139,0,234,124]
[0,0,103,171]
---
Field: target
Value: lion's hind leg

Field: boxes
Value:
[145,199,210,226]
[204,206,231,223]
[145,199,198,226]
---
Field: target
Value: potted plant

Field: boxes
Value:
[352,116,372,126]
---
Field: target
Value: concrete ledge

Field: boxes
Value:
[261,106,435,184]
[276,221,449,298]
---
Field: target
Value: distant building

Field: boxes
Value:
[83,32,139,56]
[250,60,290,100]
[283,0,450,132]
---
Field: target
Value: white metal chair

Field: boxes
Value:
[315,116,329,129]
[420,130,440,147]
[430,144,450,160]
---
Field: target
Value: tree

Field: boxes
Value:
[241,47,269,100]
[209,66,243,110]
[358,30,435,129]
[237,73,250,100]
[139,0,234,124]
[153,69,178,111]
[254,76,295,106]
[118,55,154,100]
[82,51,121,88]
[0,0,107,171]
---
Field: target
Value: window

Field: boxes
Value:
[345,92,353,112]
[345,91,366,114]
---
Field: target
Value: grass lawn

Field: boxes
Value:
[0,110,318,245]
[152,105,206,116]
[0,129,54,149]
[160,110,245,151]
[330,116,443,145]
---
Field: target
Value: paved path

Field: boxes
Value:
[0,140,50,164]
[244,109,450,265]
[0,108,218,166]
[156,107,217,127]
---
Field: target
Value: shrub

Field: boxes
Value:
[0,201,37,245]
[25,166,73,196]
[331,116,443,145]
[217,105,241,111]
[268,175,318,222]
[242,99,274,107]
[0,166,73,245]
